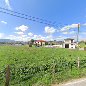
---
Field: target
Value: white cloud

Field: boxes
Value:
[62,32,68,34]
[33,35,44,40]
[31,34,53,41]
[6,25,30,41]
[15,25,29,32]
[62,31,75,34]
[21,35,27,37]
[46,35,53,41]
[5,0,12,9]
[56,36,65,41]
[45,26,56,34]
[0,33,5,38]
[7,34,46,42]
[0,33,54,41]
[57,35,77,41]
[28,32,33,36]
[60,24,78,31]
[7,35,29,41]
[15,32,24,35]
[1,21,7,24]
[7,35,17,40]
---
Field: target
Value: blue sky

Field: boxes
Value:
[0,0,86,41]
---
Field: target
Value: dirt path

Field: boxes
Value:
[52,78,86,86]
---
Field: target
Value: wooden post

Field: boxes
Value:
[77,57,80,68]
[5,65,10,86]
[52,60,55,80]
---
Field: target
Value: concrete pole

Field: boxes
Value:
[77,24,80,49]
[77,24,80,68]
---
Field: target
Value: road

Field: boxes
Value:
[53,78,86,86]
[61,78,86,86]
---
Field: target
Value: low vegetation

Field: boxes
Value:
[0,45,86,86]
[79,41,86,48]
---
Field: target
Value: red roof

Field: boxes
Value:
[36,40,46,42]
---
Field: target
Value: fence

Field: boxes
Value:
[5,65,10,86]
[4,57,86,86]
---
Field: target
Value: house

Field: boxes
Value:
[63,38,76,49]
[34,40,46,46]
[53,41,63,48]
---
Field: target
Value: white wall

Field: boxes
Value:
[64,40,71,43]
[53,45,63,48]
[34,41,45,46]
[64,39,74,43]
[69,44,75,49]
[63,43,76,49]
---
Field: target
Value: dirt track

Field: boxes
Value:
[53,78,86,86]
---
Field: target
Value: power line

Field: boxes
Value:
[0,7,58,27]
[0,7,74,31]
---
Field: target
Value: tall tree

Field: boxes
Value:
[31,39,34,45]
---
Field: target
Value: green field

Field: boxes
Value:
[0,45,86,86]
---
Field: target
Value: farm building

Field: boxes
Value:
[63,38,76,49]
[34,40,46,46]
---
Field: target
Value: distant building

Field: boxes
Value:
[63,38,76,49]
[34,40,46,46]
[53,41,63,48]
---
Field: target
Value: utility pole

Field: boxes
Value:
[77,24,80,49]
[77,24,80,68]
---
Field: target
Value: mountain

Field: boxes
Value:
[0,39,15,43]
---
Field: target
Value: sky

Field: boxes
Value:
[0,0,86,41]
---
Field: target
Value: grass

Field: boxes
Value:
[79,42,86,48]
[0,45,86,86]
